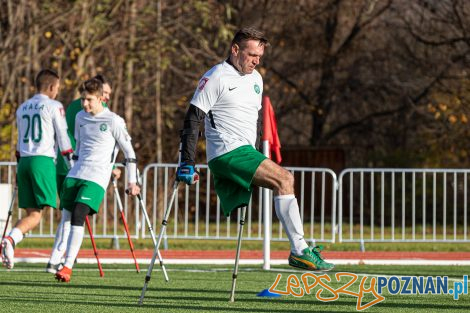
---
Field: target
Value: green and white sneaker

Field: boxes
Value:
[288,245,335,271]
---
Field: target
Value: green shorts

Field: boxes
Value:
[208,145,267,216]
[56,148,69,177]
[60,177,105,213]
[17,156,57,209]
[56,174,67,198]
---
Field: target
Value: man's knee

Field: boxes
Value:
[254,159,295,194]
[278,169,295,193]
[71,203,91,226]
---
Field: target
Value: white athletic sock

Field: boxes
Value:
[64,225,84,269]
[49,209,72,265]
[274,195,309,256]
[8,227,24,246]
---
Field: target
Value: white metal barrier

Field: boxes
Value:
[6,161,468,247]
[338,168,470,243]
[0,162,336,245]
[0,161,136,240]
[140,163,337,245]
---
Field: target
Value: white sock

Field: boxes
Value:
[49,209,72,264]
[274,195,309,256]
[64,225,84,269]
[9,228,24,246]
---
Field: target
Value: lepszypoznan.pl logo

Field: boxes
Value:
[268,272,468,311]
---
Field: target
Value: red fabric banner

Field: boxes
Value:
[262,96,282,164]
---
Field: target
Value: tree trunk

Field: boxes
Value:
[155,0,162,163]
[124,0,137,132]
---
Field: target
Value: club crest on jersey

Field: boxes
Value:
[254,83,260,94]
[198,77,209,91]
[99,123,107,131]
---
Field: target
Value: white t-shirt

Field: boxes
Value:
[190,60,263,162]
[16,93,72,158]
[67,108,137,190]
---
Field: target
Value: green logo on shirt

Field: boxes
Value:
[254,83,260,94]
[100,123,107,131]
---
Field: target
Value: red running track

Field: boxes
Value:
[13,249,470,260]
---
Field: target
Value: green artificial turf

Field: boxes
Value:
[1,263,469,313]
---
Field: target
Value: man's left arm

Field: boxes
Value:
[52,103,74,169]
[113,117,139,195]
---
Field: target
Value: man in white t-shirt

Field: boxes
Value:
[54,78,140,282]
[2,69,74,270]
[177,27,334,272]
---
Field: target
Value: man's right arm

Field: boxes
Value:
[181,104,206,165]
[177,104,206,185]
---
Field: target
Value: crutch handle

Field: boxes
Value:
[125,189,139,196]
[125,190,142,201]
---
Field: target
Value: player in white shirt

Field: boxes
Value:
[47,74,121,274]
[177,27,334,271]
[55,78,140,282]
[1,69,74,269]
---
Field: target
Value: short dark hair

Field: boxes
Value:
[93,74,112,88]
[35,69,59,91]
[79,78,103,97]
[231,27,269,49]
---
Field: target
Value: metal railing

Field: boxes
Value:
[3,161,470,247]
[0,162,336,244]
[140,164,337,244]
[0,161,136,240]
[338,168,470,243]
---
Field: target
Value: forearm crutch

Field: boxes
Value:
[112,177,140,273]
[136,193,169,281]
[0,186,17,255]
[138,179,179,305]
[85,216,104,277]
[229,206,247,302]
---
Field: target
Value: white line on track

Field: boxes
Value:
[13,257,470,266]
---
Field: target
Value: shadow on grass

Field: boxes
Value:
[0,296,333,312]
[1,294,469,313]
[1,279,469,312]
[0,280,257,295]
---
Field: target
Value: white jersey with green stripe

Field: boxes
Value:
[16,93,72,159]
[190,60,263,162]
[67,108,137,190]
